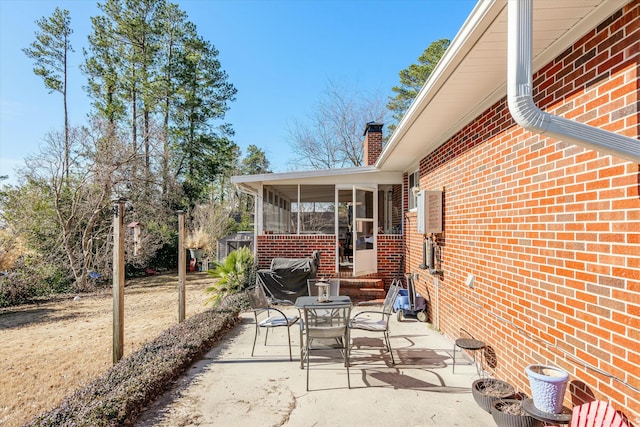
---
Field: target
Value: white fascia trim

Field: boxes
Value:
[231,165,380,184]
[508,0,640,163]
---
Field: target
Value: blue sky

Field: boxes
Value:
[0,0,477,183]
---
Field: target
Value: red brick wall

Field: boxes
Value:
[256,235,335,276]
[377,234,404,286]
[257,234,403,288]
[406,3,639,421]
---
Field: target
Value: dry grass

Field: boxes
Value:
[0,272,214,427]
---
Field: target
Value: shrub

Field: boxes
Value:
[148,241,179,271]
[0,256,73,307]
[205,247,256,306]
[26,299,240,426]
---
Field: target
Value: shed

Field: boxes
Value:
[216,231,254,261]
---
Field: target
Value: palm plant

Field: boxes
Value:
[205,247,256,306]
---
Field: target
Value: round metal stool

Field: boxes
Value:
[452,329,485,376]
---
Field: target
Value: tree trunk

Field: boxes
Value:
[63,37,69,185]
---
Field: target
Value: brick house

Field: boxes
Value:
[233,0,639,420]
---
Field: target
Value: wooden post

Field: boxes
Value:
[177,211,186,322]
[112,199,126,363]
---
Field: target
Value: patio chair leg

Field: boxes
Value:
[264,327,269,345]
[452,342,456,373]
[346,330,351,388]
[251,323,258,357]
[384,331,395,365]
[346,340,351,367]
[346,357,350,389]
[287,325,292,361]
[306,342,310,391]
[299,325,305,369]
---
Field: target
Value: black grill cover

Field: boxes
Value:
[257,251,320,303]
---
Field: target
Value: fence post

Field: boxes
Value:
[177,211,186,322]
[112,198,126,363]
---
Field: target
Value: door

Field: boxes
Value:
[353,187,376,276]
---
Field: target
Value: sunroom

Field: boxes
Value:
[232,164,404,279]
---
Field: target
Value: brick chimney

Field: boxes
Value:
[363,121,383,166]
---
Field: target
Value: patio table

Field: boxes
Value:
[295,295,352,369]
[294,295,351,308]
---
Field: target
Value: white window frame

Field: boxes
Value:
[408,170,419,211]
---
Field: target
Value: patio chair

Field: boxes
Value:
[246,285,299,361]
[570,401,629,427]
[307,278,340,297]
[300,302,352,391]
[349,283,400,365]
[306,278,341,322]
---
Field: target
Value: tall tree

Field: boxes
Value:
[172,34,237,205]
[157,4,191,197]
[241,145,271,175]
[85,1,237,207]
[84,14,126,126]
[387,38,450,134]
[98,0,164,173]
[23,7,74,182]
[238,144,270,213]
[288,79,388,169]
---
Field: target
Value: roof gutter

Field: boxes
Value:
[507,0,640,163]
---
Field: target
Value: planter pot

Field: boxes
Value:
[525,364,569,414]
[188,248,205,260]
[472,378,515,413]
[491,399,542,427]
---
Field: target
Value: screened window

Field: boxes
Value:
[408,170,419,210]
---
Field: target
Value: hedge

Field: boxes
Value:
[26,295,243,426]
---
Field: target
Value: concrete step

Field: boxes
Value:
[339,278,384,288]
[337,278,385,304]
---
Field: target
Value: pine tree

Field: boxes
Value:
[387,38,450,134]
[23,7,74,182]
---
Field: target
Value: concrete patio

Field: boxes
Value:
[137,305,497,426]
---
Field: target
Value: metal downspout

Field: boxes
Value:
[507,0,640,163]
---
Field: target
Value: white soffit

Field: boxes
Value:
[377,0,628,172]
[231,166,403,188]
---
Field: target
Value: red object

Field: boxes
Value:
[189,259,197,272]
[570,401,628,427]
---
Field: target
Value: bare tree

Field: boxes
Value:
[190,203,235,259]
[21,122,137,290]
[287,79,389,169]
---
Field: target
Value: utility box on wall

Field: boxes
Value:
[416,190,443,234]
